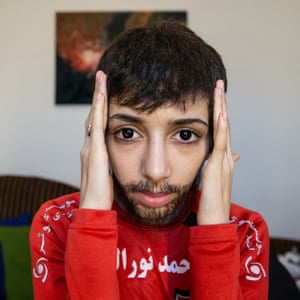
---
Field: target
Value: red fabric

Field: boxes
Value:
[30,192,269,299]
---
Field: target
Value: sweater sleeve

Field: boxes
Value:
[65,208,120,300]
[30,194,120,300]
[188,213,269,299]
[30,196,78,300]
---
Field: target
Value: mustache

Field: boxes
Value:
[123,181,188,194]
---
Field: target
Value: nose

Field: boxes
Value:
[140,139,171,183]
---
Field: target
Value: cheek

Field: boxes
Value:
[107,141,139,184]
[171,148,207,184]
[170,136,209,183]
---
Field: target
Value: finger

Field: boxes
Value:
[83,71,102,143]
[213,80,231,160]
[81,72,103,174]
[98,72,108,129]
[213,81,223,140]
[218,80,227,113]
[221,89,232,157]
[232,153,240,162]
[217,80,233,157]
[86,71,103,137]
[90,72,106,142]
[212,111,228,162]
[92,71,103,105]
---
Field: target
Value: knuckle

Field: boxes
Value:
[80,146,88,160]
[85,118,91,128]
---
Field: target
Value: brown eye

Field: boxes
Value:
[173,129,201,144]
[179,130,192,141]
[115,127,141,142]
[121,128,134,139]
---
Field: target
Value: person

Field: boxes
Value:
[30,21,269,299]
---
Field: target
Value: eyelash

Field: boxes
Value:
[114,127,201,144]
[173,129,201,144]
[114,127,140,142]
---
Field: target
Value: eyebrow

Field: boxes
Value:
[109,113,208,127]
[172,118,208,127]
[109,113,143,124]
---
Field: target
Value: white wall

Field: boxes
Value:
[1,0,299,239]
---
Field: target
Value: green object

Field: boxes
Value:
[0,226,33,300]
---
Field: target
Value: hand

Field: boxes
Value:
[197,80,239,225]
[80,71,113,210]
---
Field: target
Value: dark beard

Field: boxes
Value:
[113,177,197,226]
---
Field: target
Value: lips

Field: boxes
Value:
[134,191,173,208]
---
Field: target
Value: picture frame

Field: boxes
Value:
[55,11,187,104]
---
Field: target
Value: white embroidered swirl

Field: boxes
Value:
[33,257,49,283]
[245,256,266,281]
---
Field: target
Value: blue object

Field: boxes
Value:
[0,213,31,226]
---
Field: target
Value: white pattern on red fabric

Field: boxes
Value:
[32,200,76,283]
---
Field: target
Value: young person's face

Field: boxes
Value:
[107,98,209,225]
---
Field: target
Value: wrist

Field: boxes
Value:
[80,195,113,210]
[197,213,229,225]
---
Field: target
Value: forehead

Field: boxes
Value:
[109,98,209,121]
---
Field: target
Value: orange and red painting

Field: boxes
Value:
[56,11,187,104]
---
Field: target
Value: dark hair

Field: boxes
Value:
[99,21,226,107]
[99,21,227,149]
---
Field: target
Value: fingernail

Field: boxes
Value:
[219,80,224,89]
[222,111,227,121]
[218,87,222,97]
[96,71,103,82]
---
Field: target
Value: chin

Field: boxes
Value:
[113,179,197,227]
[133,201,180,225]
[112,173,200,226]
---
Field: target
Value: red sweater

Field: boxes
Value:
[30,192,269,299]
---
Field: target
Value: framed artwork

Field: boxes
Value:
[55,11,187,104]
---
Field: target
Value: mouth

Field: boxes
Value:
[134,191,174,208]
